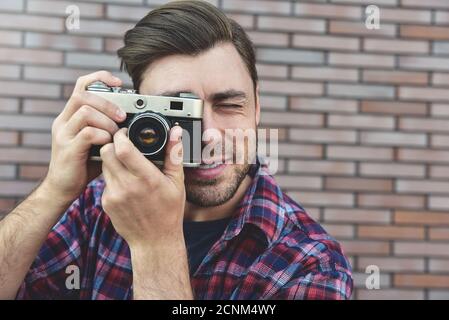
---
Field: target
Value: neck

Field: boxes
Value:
[183,175,253,222]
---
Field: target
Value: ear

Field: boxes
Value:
[255,83,261,126]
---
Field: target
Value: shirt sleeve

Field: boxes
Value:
[15,184,96,300]
[230,232,354,300]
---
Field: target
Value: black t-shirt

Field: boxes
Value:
[183,216,232,276]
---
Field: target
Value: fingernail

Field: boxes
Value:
[116,108,126,120]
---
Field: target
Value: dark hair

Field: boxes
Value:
[117,0,258,93]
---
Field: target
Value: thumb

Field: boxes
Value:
[163,124,184,181]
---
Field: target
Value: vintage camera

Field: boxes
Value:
[87,81,203,167]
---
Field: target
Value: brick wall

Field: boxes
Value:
[1,0,449,300]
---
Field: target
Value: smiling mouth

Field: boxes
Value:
[198,163,222,169]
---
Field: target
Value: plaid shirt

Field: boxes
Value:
[16,164,353,300]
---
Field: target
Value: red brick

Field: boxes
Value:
[278,143,323,159]
[363,70,428,85]
[360,131,426,147]
[25,32,102,51]
[0,131,19,145]
[361,101,427,115]
[395,242,449,257]
[358,225,425,240]
[430,165,449,179]
[399,87,449,102]
[22,99,64,115]
[227,14,254,29]
[400,56,449,72]
[429,259,449,272]
[288,160,356,176]
[358,194,425,209]
[256,64,288,79]
[260,80,323,96]
[429,197,449,210]
[293,66,358,82]
[328,84,395,99]
[400,25,449,40]
[275,175,322,190]
[106,4,149,21]
[223,0,290,14]
[27,0,103,18]
[364,39,429,54]
[259,95,287,111]
[19,164,48,180]
[329,53,395,68]
[324,208,391,224]
[329,114,395,130]
[247,31,289,47]
[400,117,449,133]
[288,191,354,207]
[289,128,357,144]
[325,177,393,192]
[330,20,396,37]
[290,97,358,113]
[395,274,449,289]
[257,16,325,33]
[327,146,393,161]
[358,257,425,272]
[382,7,432,23]
[431,104,449,117]
[0,180,39,196]
[22,132,51,147]
[0,30,22,46]
[394,211,449,226]
[360,163,425,178]
[429,228,449,241]
[0,13,63,32]
[321,223,354,238]
[295,3,362,19]
[401,0,449,9]
[0,81,60,99]
[0,48,63,66]
[0,98,19,113]
[0,148,50,164]
[260,111,323,127]
[357,289,424,300]
[339,240,390,255]
[293,34,359,51]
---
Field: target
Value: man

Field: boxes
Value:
[0,0,352,299]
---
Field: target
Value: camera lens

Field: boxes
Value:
[138,127,159,146]
[128,112,170,156]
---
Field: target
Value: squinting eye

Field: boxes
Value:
[215,104,242,109]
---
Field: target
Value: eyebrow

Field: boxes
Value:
[159,89,247,103]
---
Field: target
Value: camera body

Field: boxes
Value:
[87,81,203,167]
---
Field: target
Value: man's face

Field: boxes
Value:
[139,42,260,207]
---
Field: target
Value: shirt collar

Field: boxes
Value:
[222,159,287,247]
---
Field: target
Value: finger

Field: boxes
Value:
[113,128,159,178]
[100,143,127,180]
[60,91,126,124]
[65,105,119,138]
[163,125,184,181]
[71,126,112,151]
[73,70,122,94]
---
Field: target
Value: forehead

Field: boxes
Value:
[139,42,253,99]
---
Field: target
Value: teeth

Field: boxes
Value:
[199,163,220,169]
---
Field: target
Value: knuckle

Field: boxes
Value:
[115,144,131,161]
[100,143,113,157]
[80,126,94,140]
[78,105,92,117]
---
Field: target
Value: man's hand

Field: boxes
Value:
[45,70,126,203]
[100,126,192,299]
